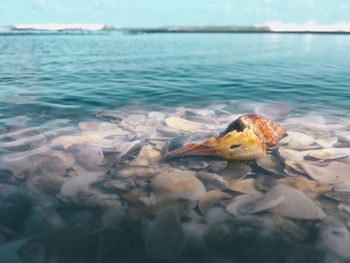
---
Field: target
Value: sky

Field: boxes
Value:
[1,0,350,27]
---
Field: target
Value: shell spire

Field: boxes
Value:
[221,113,287,147]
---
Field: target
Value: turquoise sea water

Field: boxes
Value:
[1,32,350,125]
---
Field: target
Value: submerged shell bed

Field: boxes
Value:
[0,104,350,263]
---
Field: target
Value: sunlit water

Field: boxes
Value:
[0,32,350,263]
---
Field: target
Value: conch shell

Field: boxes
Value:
[164,113,286,160]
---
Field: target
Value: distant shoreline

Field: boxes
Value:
[1,30,350,36]
[123,29,350,35]
[1,24,350,35]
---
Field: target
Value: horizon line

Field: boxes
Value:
[1,22,350,33]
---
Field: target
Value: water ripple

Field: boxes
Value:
[0,33,350,124]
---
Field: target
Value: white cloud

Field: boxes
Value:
[340,3,349,11]
[95,0,117,7]
[245,2,272,15]
[263,0,276,5]
[54,4,66,15]
[297,0,316,9]
[224,4,233,12]
[36,0,47,8]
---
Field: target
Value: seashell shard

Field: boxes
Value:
[0,149,75,177]
[165,113,286,160]
[278,147,307,162]
[115,139,145,159]
[151,170,206,202]
[279,131,315,146]
[26,173,64,196]
[165,117,214,133]
[277,177,332,198]
[196,171,228,190]
[315,136,338,148]
[221,161,252,181]
[67,143,104,168]
[337,132,350,143]
[205,207,233,227]
[266,184,326,219]
[60,173,98,199]
[254,175,278,191]
[146,111,166,125]
[118,166,163,179]
[227,178,261,195]
[333,181,350,192]
[198,190,231,214]
[280,147,350,163]
[226,184,327,219]
[299,161,350,184]
[226,192,285,216]
[0,130,50,149]
[59,169,107,204]
[256,154,285,175]
[51,133,104,149]
[304,148,350,161]
[324,192,350,204]
[130,144,162,166]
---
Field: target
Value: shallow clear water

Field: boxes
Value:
[1,32,350,126]
[1,32,350,263]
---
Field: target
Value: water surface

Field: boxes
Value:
[1,32,350,125]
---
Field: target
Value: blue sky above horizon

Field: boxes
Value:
[1,0,350,27]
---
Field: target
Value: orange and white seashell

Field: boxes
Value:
[164,113,286,160]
